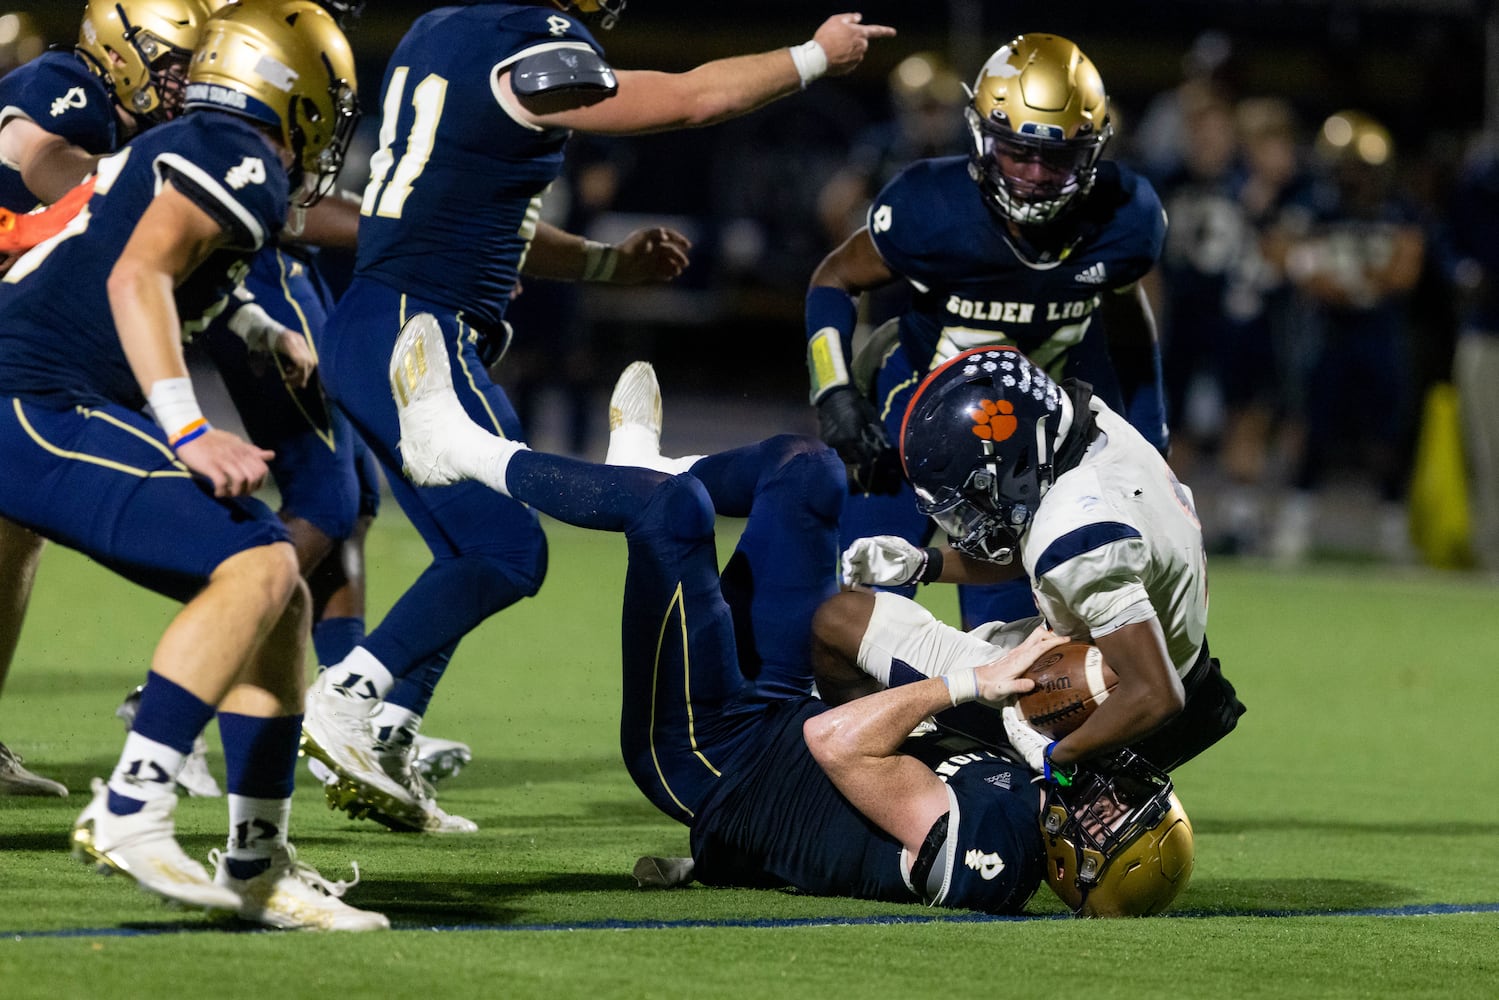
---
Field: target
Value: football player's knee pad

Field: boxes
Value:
[649,474,715,545]
[776,442,846,524]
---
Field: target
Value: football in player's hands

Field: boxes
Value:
[1016,641,1118,739]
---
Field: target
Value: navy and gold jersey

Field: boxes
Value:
[0,111,288,409]
[0,51,118,211]
[690,698,1043,914]
[353,2,604,329]
[869,157,1165,380]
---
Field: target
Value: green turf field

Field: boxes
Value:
[2,512,1497,998]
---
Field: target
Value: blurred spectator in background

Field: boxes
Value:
[816,51,968,246]
[1130,30,1242,184]
[1148,81,1247,467]
[1447,134,1499,571]
[0,11,43,78]
[1210,96,1317,556]
[1269,110,1425,564]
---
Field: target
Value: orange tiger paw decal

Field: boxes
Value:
[969,399,1018,442]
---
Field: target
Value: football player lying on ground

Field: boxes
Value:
[384,314,1193,916]
[812,347,1246,781]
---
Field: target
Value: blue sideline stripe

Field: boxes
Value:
[7,901,1499,940]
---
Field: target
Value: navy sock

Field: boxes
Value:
[384,650,451,718]
[313,615,366,666]
[217,713,301,800]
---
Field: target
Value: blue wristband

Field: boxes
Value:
[1043,741,1075,787]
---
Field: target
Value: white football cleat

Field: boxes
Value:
[323,742,477,834]
[412,733,472,785]
[605,361,664,468]
[605,362,702,474]
[175,736,223,798]
[70,779,240,911]
[388,312,497,488]
[0,741,67,797]
[301,674,424,830]
[211,845,389,931]
[632,855,696,888]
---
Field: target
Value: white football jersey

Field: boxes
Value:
[1021,398,1208,677]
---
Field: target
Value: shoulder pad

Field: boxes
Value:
[512,47,617,98]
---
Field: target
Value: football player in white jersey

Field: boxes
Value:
[814,346,1245,782]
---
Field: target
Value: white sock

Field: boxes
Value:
[108,733,184,805]
[370,702,421,749]
[225,795,291,865]
[605,424,660,467]
[316,647,395,707]
[472,438,528,496]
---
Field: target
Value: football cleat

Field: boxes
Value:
[605,361,664,468]
[308,729,471,788]
[413,733,472,784]
[0,741,68,797]
[389,312,497,488]
[301,675,424,829]
[604,361,702,474]
[70,778,241,911]
[632,856,696,888]
[116,686,222,797]
[210,845,389,931]
[322,742,477,834]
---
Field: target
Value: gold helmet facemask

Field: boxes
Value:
[77,0,216,125]
[185,1,358,208]
[1040,749,1195,917]
[550,0,625,30]
[964,34,1112,226]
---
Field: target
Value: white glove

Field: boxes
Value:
[1002,704,1051,774]
[841,535,929,587]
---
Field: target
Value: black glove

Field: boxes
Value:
[816,387,903,495]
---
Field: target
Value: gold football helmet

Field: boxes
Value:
[549,0,625,30]
[965,34,1112,226]
[185,1,358,206]
[1315,109,1393,169]
[77,0,217,125]
[1040,750,1195,917]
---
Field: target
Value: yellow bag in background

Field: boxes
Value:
[1407,382,1475,569]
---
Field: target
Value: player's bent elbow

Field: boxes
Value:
[801,714,847,772]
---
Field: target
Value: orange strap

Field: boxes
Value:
[0,175,97,255]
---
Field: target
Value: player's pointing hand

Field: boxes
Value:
[816,13,897,77]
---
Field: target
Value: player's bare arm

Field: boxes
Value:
[805,627,1059,851]
[522,219,691,284]
[502,14,895,134]
[0,118,101,206]
[284,191,360,249]
[1045,618,1184,767]
[108,183,274,498]
[809,225,895,296]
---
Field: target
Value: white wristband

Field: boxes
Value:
[942,669,980,706]
[147,376,206,443]
[788,39,828,89]
[227,302,286,354]
[582,239,619,283]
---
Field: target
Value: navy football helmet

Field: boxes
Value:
[1040,750,1195,917]
[900,347,1073,564]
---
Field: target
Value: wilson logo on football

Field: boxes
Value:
[968,399,1018,442]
